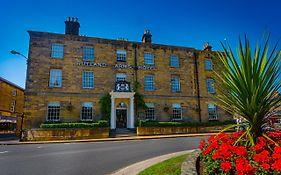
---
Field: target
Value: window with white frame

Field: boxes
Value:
[144,52,154,65]
[10,101,16,112]
[82,71,94,88]
[145,103,155,120]
[172,103,182,120]
[51,44,64,58]
[81,102,93,121]
[83,47,94,61]
[116,73,127,81]
[116,50,127,62]
[47,102,60,121]
[208,103,217,120]
[171,76,181,92]
[205,59,213,70]
[144,75,155,91]
[170,55,179,68]
[12,90,17,96]
[49,69,62,88]
[206,78,215,93]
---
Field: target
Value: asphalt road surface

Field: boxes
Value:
[0,136,208,175]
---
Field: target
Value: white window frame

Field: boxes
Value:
[145,103,155,120]
[49,69,62,88]
[81,102,94,121]
[205,59,213,70]
[10,101,16,112]
[144,75,155,91]
[144,52,154,65]
[171,76,181,92]
[208,103,218,120]
[51,44,64,58]
[46,102,60,122]
[116,73,127,82]
[12,90,17,96]
[207,79,215,93]
[116,50,127,62]
[172,103,182,120]
[82,71,94,89]
[170,55,179,68]
[83,47,94,61]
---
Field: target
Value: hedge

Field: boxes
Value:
[40,120,108,128]
[138,120,235,127]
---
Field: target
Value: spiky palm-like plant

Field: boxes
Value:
[216,35,281,145]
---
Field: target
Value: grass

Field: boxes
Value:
[138,154,188,175]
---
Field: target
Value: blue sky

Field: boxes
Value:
[0,0,280,88]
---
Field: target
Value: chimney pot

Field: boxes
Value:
[142,29,152,43]
[65,17,80,35]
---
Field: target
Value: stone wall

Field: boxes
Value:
[137,126,225,136]
[23,128,109,141]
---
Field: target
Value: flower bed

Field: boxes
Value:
[199,131,281,174]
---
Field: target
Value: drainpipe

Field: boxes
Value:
[132,43,138,121]
[194,51,202,122]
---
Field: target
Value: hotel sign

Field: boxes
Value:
[76,61,156,70]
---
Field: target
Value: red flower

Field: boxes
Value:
[221,161,232,172]
[235,146,248,157]
[253,150,270,164]
[272,159,281,171]
[274,146,281,154]
[236,158,255,174]
[199,139,206,150]
[261,163,270,171]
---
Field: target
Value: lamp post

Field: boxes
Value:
[10,50,28,141]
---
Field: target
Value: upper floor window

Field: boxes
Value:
[145,103,155,120]
[206,78,215,93]
[82,71,94,89]
[47,102,60,121]
[116,73,127,82]
[144,75,155,91]
[171,76,181,92]
[208,103,217,120]
[81,102,93,121]
[49,69,62,88]
[12,90,17,96]
[205,59,213,70]
[51,44,64,58]
[10,101,16,112]
[83,47,94,61]
[170,55,179,68]
[144,52,154,65]
[116,50,127,62]
[172,103,182,120]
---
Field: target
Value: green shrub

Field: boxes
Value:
[138,120,235,127]
[40,120,109,128]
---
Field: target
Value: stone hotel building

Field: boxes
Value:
[24,17,231,130]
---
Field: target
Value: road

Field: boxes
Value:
[0,136,207,175]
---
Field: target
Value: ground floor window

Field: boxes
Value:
[145,103,155,120]
[47,102,60,121]
[208,103,217,120]
[172,103,182,120]
[81,102,93,121]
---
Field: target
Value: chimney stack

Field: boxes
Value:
[65,17,80,36]
[142,29,152,43]
[203,42,212,51]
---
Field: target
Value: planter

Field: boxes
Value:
[23,128,109,141]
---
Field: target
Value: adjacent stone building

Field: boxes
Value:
[24,17,231,130]
[0,77,24,133]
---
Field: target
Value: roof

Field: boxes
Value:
[27,30,196,51]
[0,77,25,91]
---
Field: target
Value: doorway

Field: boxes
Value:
[116,109,127,128]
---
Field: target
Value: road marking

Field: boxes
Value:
[37,146,42,149]
[0,151,8,154]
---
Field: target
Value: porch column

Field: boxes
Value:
[110,96,115,129]
[129,96,134,128]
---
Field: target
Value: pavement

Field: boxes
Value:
[0,132,216,145]
[110,150,196,175]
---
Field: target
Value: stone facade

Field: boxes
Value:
[0,77,24,133]
[24,20,231,129]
